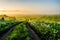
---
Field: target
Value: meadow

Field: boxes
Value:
[0,15,60,40]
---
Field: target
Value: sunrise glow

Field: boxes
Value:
[0,0,60,15]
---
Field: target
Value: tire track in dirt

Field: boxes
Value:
[0,22,22,40]
[26,22,41,40]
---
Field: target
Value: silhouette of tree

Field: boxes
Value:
[1,17,4,21]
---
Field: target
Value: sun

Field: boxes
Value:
[0,8,7,10]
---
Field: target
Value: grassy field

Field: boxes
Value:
[0,15,60,40]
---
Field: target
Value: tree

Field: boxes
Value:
[1,17,4,21]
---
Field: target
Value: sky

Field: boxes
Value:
[0,0,60,15]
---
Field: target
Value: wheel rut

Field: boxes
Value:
[0,22,22,40]
[26,22,41,40]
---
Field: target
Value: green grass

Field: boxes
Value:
[30,22,60,40]
[0,20,18,32]
[4,22,32,40]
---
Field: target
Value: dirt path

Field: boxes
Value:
[0,22,22,40]
[0,22,41,40]
[26,22,41,40]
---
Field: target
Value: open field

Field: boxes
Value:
[0,15,60,40]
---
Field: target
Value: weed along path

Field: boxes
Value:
[0,21,41,40]
[0,22,22,40]
[26,22,41,40]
